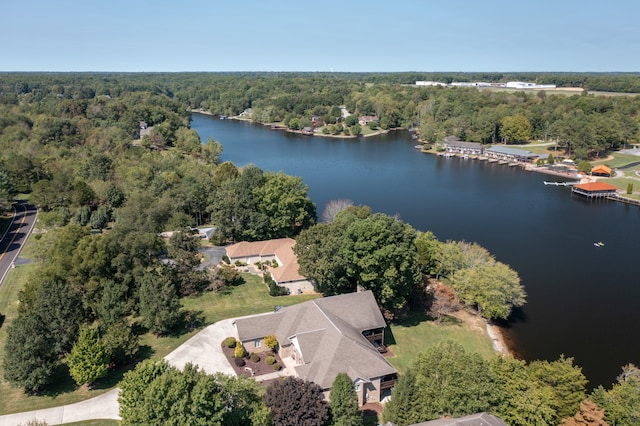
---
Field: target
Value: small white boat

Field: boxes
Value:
[593,242,605,247]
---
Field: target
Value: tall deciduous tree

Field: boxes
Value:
[137,268,182,336]
[408,340,498,420]
[254,171,316,238]
[591,363,640,425]
[448,261,526,320]
[528,356,588,420]
[3,311,58,393]
[500,114,532,144]
[264,377,329,426]
[119,360,268,426]
[329,373,362,426]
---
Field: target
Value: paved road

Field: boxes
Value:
[0,201,37,286]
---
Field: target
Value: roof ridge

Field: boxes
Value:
[312,299,342,335]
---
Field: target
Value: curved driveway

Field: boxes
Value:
[0,200,37,286]
[0,318,239,425]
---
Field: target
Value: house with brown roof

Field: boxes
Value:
[225,238,314,294]
[591,164,612,177]
[234,290,397,406]
[358,115,379,126]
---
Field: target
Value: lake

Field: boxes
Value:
[192,113,640,388]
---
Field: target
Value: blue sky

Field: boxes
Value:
[2,0,639,72]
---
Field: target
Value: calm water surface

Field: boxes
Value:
[192,113,640,388]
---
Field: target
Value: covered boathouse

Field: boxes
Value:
[572,182,618,198]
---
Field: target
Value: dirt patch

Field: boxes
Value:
[451,310,511,356]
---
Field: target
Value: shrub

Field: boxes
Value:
[271,259,278,268]
[250,353,260,363]
[235,260,242,267]
[222,254,230,264]
[266,355,276,365]
[627,182,633,194]
[273,363,282,371]
[223,337,237,348]
[265,272,288,297]
[264,334,279,352]
[234,357,245,367]
[234,342,246,358]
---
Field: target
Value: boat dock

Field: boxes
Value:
[543,181,580,186]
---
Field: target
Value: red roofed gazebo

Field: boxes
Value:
[591,165,612,177]
[572,182,618,198]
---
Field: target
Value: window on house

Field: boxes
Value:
[354,383,360,392]
[254,339,261,348]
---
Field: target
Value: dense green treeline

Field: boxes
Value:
[0,75,316,394]
[1,73,638,423]
[2,72,640,161]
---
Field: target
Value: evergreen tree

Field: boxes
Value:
[330,373,362,426]
[382,369,422,426]
[67,326,109,386]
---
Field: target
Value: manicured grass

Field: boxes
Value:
[593,153,640,169]
[0,269,319,415]
[385,311,496,374]
[181,273,321,325]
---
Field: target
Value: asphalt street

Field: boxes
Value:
[0,201,37,286]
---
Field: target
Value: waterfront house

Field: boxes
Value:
[358,115,379,126]
[485,146,538,163]
[234,290,397,406]
[301,126,314,135]
[225,238,314,293]
[591,165,612,177]
[442,136,484,156]
[572,182,618,198]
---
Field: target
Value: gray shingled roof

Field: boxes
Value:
[485,146,536,157]
[407,412,508,426]
[234,291,396,389]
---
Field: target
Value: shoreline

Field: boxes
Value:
[485,321,511,356]
[191,109,391,139]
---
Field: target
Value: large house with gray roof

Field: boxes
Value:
[233,290,397,406]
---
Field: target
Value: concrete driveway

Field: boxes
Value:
[165,318,237,375]
[0,318,241,424]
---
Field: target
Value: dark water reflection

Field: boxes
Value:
[192,113,640,388]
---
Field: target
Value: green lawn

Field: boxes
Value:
[593,153,640,169]
[181,273,321,325]
[0,267,319,415]
[385,311,496,374]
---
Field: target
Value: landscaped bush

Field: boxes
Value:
[223,337,237,348]
[266,355,276,365]
[234,357,245,367]
[273,363,282,371]
[234,342,246,358]
[265,272,288,297]
[222,254,230,264]
[235,260,242,267]
[264,334,279,352]
[250,353,260,363]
